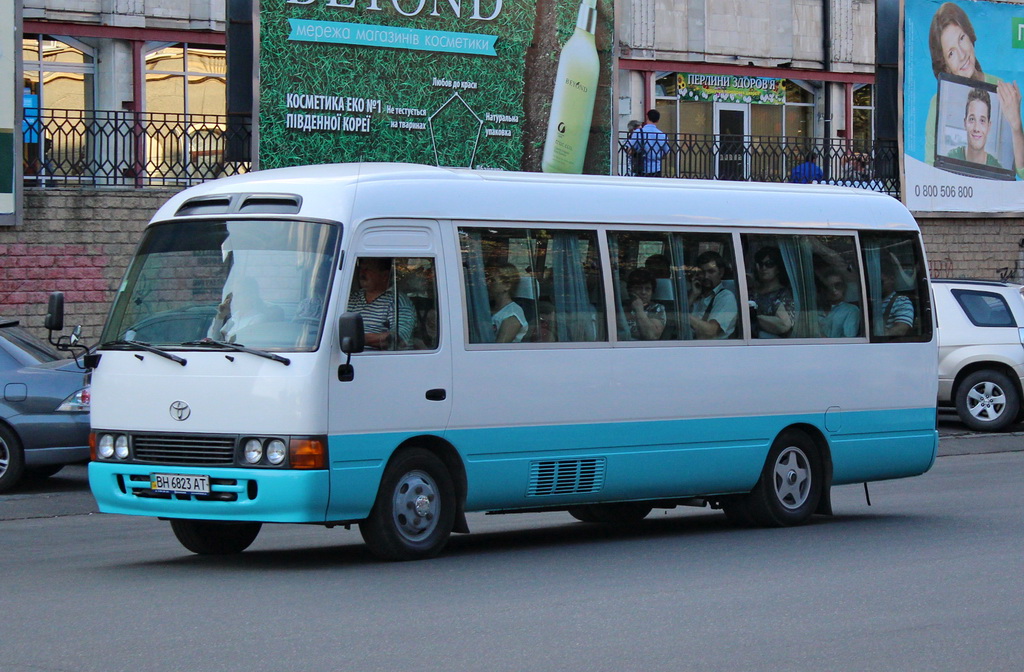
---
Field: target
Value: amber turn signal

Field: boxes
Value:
[289,438,326,469]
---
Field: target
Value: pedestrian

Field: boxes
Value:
[627,109,670,177]
[790,151,823,183]
[624,119,642,176]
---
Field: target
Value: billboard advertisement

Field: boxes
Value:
[1,0,16,222]
[257,0,613,173]
[904,0,1024,214]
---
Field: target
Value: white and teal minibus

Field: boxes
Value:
[79,163,938,560]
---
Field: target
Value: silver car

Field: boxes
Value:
[935,279,1024,431]
[0,319,90,492]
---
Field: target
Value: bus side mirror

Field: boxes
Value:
[338,312,364,383]
[45,292,65,332]
[338,312,365,354]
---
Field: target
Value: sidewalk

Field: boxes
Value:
[938,427,1024,457]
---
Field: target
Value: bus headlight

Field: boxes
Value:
[266,439,287,465]
[97,434,115,459]
[243,439,264,464]
[114,435,130,459]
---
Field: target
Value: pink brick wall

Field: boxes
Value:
[0,188,179,344]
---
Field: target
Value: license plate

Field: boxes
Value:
[150,473,210,495]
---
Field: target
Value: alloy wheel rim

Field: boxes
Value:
[773,446,811,510]
[966,382,1006,422]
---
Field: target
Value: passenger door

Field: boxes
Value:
[326,220,453,520]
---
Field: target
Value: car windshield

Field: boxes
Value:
[0,324,65,364]
[101,218,340,351]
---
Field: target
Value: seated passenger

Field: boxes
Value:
[625,268,666,340]
[412,307,438,350]
[879,262,914,337]
[749,246,794,338]
[819,270,861,338]
[486,263,528,343]
[688,251,737,339]
[347,258,415,350]
[536,300,556,343]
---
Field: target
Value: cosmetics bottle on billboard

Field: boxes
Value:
[541,0,599,174]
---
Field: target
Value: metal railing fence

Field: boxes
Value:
[616,132,900,197]
[23,109,252,188]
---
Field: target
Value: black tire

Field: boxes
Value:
[743,429,823,527]
[567,503,652,525]
[0,425,25,494]
[359,448,456,561]
[169,519,262,555]
[955,369,1020,432]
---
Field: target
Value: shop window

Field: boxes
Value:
[145,43,226,116]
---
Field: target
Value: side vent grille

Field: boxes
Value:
[175,196,232,216]
[527,458,605,497]
[239,195,301,214]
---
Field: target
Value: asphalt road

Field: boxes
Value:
[1,414,1022,671]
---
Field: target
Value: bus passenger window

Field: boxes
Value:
[861,232,931,342]
[459,227,606,344]
[348,257,436,351]
[743,234,863,339]
[610,231,738,342]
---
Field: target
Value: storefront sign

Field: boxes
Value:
[258,0,613,172]
[676,73,784,105]
[904,0,1024,214]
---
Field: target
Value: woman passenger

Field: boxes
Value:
[749,246,794,338]
[625,268,666,340]
[486,263,528,343]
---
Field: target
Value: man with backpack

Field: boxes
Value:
[627,109,670,177]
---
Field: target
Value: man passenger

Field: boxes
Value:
[688,250,737,339]
[348,257,415,350]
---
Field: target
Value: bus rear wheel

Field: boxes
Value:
[730,429,822,527]
[359,448,456,561]
[170,519,262,555]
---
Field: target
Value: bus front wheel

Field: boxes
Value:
[730,429,822,527]
[170,519,262,555]
[359,448,456,561]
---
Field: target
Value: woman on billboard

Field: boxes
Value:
[925,1,1024,178]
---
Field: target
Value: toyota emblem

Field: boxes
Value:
[169,400,191,421]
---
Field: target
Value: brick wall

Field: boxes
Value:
[0,188,179,344]
[920,217,1024,283]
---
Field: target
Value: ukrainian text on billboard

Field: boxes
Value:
[905,0,1024,213]
[258,0,613,173]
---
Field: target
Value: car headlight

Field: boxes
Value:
[97,434,115,459]
[266,439,287,465]
[56,386,90,412]
[114,435,130,459]
[244,438,264,464]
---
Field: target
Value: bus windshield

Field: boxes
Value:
[101,218,340,351]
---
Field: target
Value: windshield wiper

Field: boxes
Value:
[100,339,187,366]
[181,338,291,366]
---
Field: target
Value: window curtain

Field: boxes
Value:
[551,232,597,341]
[608,235,631,340]
[669,235,694,340]
[463,231,494,343]
[862,241,884,337]
[777,237,821,338]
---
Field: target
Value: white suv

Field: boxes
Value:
[934,279,1024,431]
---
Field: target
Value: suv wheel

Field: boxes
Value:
[955,369,1020,432]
